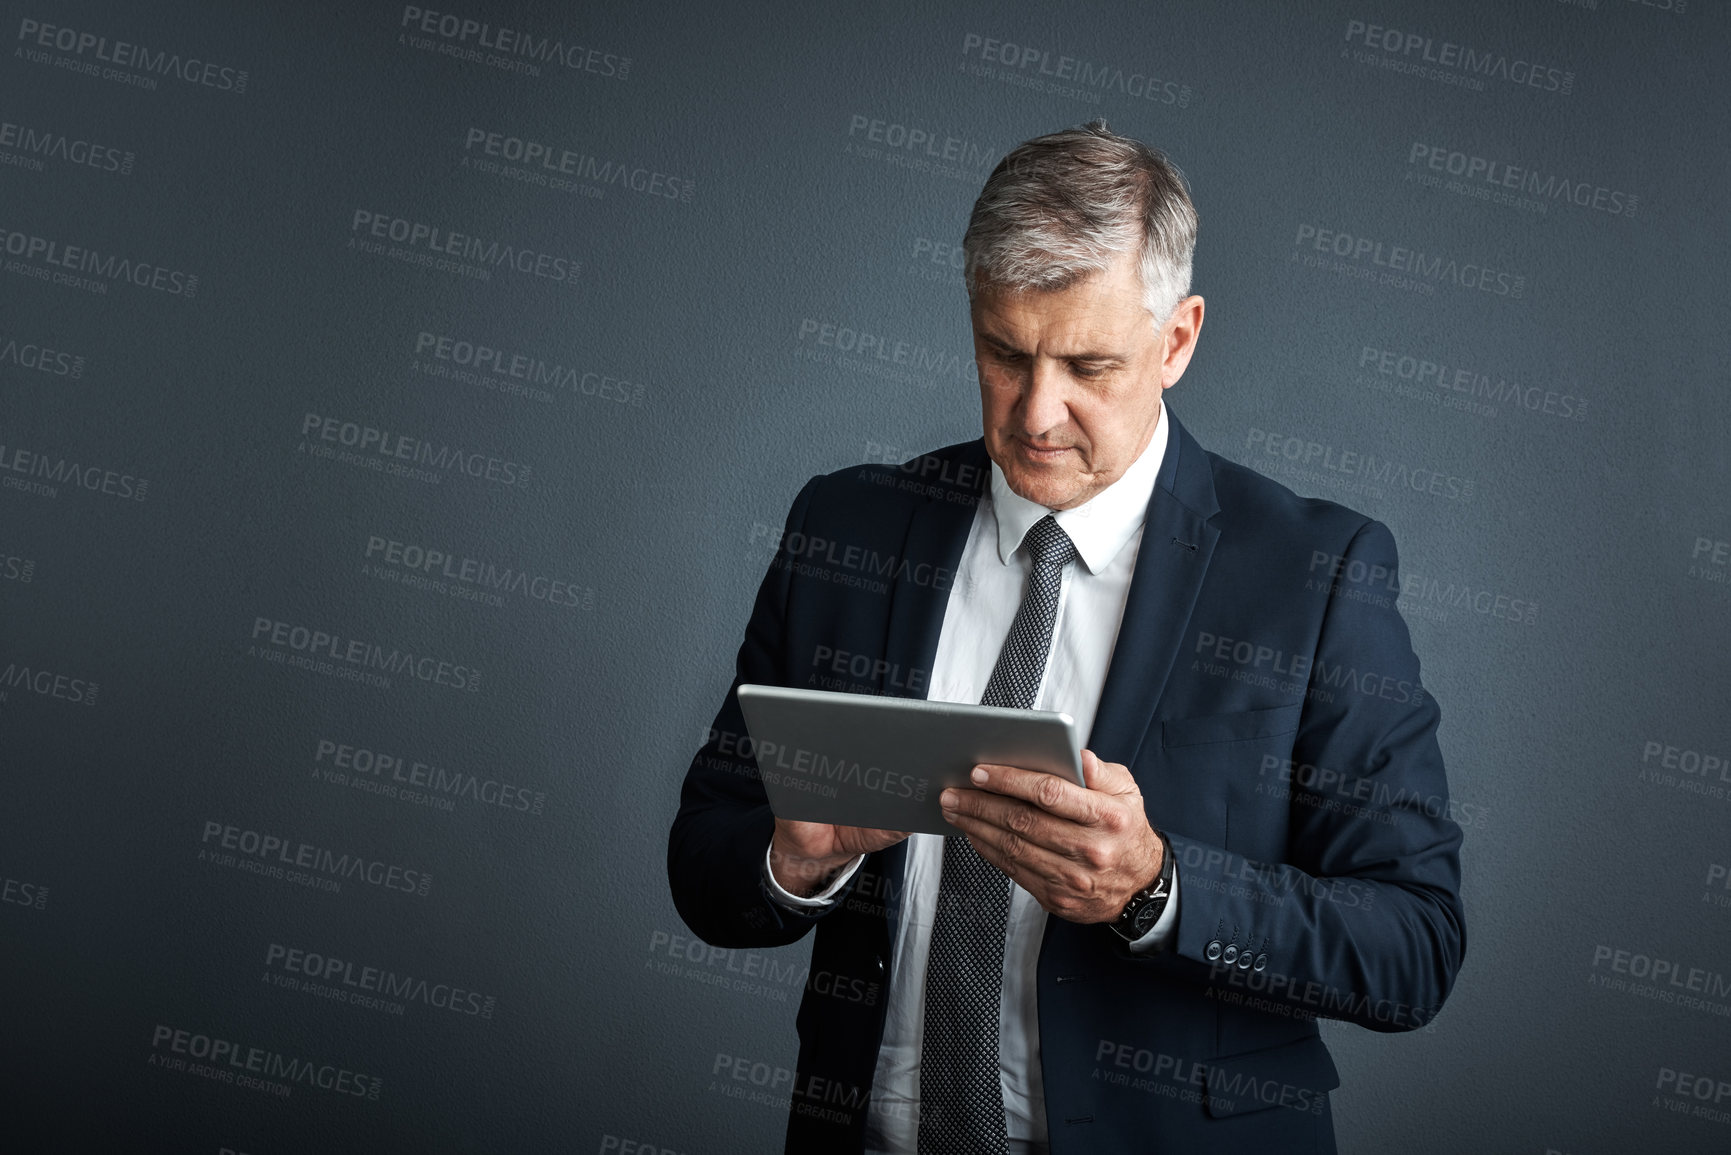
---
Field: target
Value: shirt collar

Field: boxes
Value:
[990,400,1169,575]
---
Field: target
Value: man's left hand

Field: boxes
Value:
[940,749,1163,923]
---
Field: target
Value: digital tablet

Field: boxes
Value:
[735,684,1085,836]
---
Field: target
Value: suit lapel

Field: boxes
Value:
[879,441,990,705]
[1087,408,1221,770]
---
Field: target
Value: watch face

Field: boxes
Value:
[1132,902,1161,934]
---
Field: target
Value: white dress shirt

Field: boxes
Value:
[763,404,1180,1153]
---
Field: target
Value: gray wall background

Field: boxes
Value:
[3,1,1728,1152]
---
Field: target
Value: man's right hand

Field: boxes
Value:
[769,818,909,898]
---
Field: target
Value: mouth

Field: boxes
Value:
[1014,439,1074,465]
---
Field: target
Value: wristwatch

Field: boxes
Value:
[1110,831,1175,942]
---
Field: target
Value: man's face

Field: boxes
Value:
[970,247,1203,511]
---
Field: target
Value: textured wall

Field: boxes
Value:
[3,1,1727,1152]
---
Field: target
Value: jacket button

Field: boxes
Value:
[1221,944,1239,965]
[1205,940,1223,962]
[1236,950,1253,970]
[1253,953,1268,972]
[875,956,886,973]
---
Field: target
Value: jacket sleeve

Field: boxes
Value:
[666,475,857,947]
[1118,519,1467,1032]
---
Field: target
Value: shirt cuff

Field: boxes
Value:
[1125,859,1180,953]
[761,841,866,909]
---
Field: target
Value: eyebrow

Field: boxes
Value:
[978,330,1126,365]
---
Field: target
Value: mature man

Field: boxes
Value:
[668,120,1465,1153]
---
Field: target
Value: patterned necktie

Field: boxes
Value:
[918,513,1077,1153]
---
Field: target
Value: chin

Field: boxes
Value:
[1002,468,1079,510]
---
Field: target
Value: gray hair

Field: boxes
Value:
[962,119,1197,324]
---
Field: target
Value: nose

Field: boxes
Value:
[1018,359,1070,439]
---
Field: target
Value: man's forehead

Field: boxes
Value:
[970,288,1149,354]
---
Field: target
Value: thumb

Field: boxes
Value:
[1081,749,1135,795]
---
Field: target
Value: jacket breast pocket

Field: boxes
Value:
[1154,704,1303,858]
[1161,703,1303,748]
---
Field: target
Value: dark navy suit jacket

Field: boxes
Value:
[668,408,1465,1153]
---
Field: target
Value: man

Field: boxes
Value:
[668,120,1465,1153]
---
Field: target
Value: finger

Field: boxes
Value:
[830,825,910,859]
[969,762,1105,824]
[943,809,1072,891]
[836,824,910,841]
[943,789,1086,858]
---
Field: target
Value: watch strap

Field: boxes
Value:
[1111,830,1174,941]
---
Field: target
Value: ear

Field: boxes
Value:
[1159,295,1205,390]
